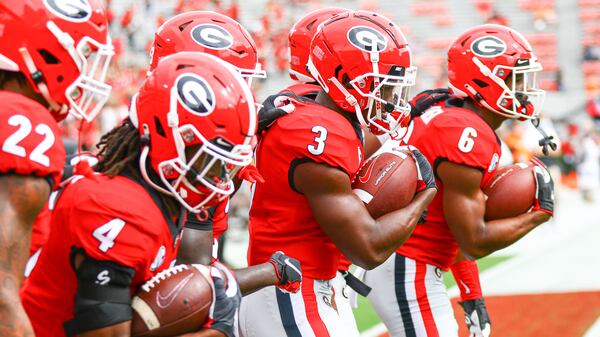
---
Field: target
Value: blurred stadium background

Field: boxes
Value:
[68,0,600,336]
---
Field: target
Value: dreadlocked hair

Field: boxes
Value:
[95,118,180,217]
[95,118,141,179]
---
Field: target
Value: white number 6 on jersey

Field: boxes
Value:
[308,126,328,155]
[458,127,477,153]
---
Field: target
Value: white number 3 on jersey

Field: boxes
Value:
[308,126,328,156]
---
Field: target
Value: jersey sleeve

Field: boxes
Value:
[66,181,162,271]
[0,93,65,189]
[277,112,362,177]
[426,115,498,172]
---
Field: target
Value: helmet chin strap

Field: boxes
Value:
[139,144,172,196]
[532,118,558,156]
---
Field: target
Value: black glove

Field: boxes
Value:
[269,251,302,293]
[257,92,305,134]
[409,88,451,119]
[203,262,241,337]
[460,298,491,337]
[531,158,554,216]
[407,146,436,191]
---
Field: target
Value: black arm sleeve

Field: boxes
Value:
[184,207,216,231]
[63,252,135,336]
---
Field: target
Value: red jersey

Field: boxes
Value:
[0,91,65,189]
[284,83,354,272]
[397,103,501,270]
[248,100,364,279]
[21,174,183,337]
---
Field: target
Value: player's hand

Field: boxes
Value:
[204,262,241,337]
[257,94,296,134]
[236,164,265,184]
[460,298,491,337]
[405,146,436,192]
[409,88,451,119]
[530,157,554,217]
[269,251,302,293]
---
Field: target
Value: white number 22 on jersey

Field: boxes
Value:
[458,127,477,153]
[93,219,126,253]
[2,114,55,167]
[308,126,328,155]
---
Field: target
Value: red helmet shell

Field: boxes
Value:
[150,11,264,81]
[288,7,348,82]
[448,24,545,119]
[134,52,256,211]
[0,0,113,121]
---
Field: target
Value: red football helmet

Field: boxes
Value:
[0,0,113,122]
[131,52,256,212]
[150,11,265,85]
[307,11,417,136]
[447,24,545,120]
[288,7,348,83]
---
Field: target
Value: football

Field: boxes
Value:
[352,148,418,218]
[483,163,536,220]
[131,264,213,337]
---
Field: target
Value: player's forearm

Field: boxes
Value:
[468,211,548,258]
[360,189,436,269]
[0,285,34,337]
[233,263,278,296]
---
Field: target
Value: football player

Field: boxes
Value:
[0,0,112,335]
[149,11,302,295]
[20,52,254,337]
[364,24,554,337]
[239,11,437,337]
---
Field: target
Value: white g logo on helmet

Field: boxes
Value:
[190,24,234,50]
[471,36,507,58]
[347,26,387,52]
[176,73,216,116]
[44,0,92,22]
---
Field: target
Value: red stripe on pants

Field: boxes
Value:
[415,262,439,337]
[301,278,331,337]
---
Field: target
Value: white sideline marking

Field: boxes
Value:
[583,316,600,337]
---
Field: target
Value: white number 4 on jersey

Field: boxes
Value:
[92,219,126,253]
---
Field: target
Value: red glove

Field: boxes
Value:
[236,164,265,184]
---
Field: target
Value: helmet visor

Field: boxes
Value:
[66,36,114,122]
[494,60,545,119]
[351,66,417,135]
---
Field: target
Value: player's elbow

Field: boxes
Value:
[350,248,389,270]
[459,241,491,259]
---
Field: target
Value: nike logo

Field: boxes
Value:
[516,59,529,66]
[284,258,301,275]
[156,273,193,309]
[358,158,377,184]
[459,280,471,294]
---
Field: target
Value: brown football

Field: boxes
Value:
[131,264,213,337]
[483,163,536,220]
[352,148,418,218]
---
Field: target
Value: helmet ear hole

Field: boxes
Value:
[473,78,489,88]
[37,49,59,65]
[154,116,166,137]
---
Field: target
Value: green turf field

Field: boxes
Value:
[352,255,512,332]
